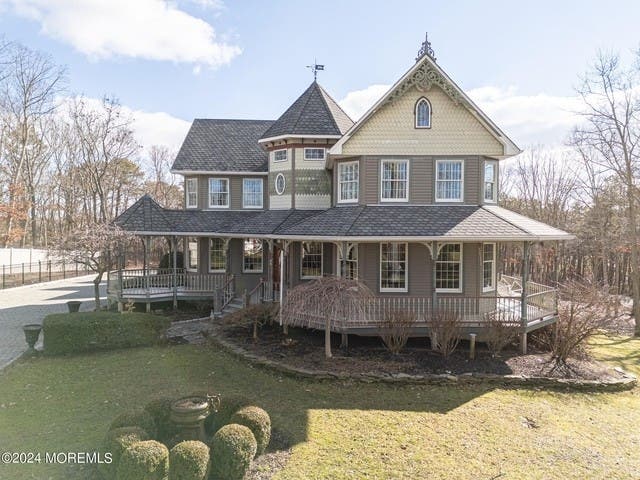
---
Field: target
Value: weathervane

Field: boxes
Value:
[416,32,436,62]
[306,60,325,81]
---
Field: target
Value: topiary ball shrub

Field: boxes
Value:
[110,409,158,439]
[205,394,250,435]
[229,406,271,456]
[99,427,149,480]
[144,397,176,442]
[116,440,169,480]
[209,424,257,480]
[169,441,210,480]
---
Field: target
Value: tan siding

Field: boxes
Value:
[342,85,504,156]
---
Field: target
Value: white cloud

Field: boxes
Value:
[339,84,390,121]
[339,83,583,147]
[1,0,241,68]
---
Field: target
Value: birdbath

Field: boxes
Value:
[170,394,220,443]
[23,324,42,352]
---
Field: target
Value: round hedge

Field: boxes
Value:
[229,406,271,456]
[209,424,257,480]
[205,394,250,435]
[116,440,169,480]
[144,397,176,442]
[99,427,149,480]
[110,409,157,439]
[169,441,210,480]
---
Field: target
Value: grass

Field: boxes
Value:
[0,337,638,479]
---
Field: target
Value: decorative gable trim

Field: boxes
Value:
[328,55,521,160]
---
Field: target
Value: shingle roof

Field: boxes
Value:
[115,198,574,241]
[259,82,354,140]
[171,119,274,172]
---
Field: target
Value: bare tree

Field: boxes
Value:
[571,51,640,335]
[0,43,66,246]
[145,145,182,209]
[57,223,134,309]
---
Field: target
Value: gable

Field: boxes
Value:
[341,84,504,156]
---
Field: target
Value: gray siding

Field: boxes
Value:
[353,155,485,206]
[184,175,266,210]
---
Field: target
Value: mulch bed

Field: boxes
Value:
[217,320,625,382]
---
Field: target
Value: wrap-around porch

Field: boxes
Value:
[107,236,558,352]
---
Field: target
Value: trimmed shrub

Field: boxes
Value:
[99,427,149,480]
[116,440,169,480]
[169,441,210,480]
[110,409,158,439]
[229,406,271,456]
[205,394,250,435]
[144,397,176,442]
[42,311,170,355]
[210,424,257,480]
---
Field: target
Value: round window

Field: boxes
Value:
[275,173,286,195]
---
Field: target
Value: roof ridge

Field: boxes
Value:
[317,83,354,126]
[344,205,367,236]
[290,82,320,133]
[481,205,530,235]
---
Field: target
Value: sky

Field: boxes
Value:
[0,0,639,154]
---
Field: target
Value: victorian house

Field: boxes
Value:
[111,39,573,352]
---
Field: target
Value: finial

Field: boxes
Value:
[416,32,436,62]
[306,59,325,81]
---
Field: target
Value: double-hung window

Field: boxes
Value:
[381,160,409,202]
[435,243,462,292]
[435,160,464,202]
[380,243,407,292]
[337,243,358,280]
[243,178,263,208]
[187,238,199,272]
[304,148,325,160]
[484,162,497,203]
[209,178,229,208]
[186,178,198,208]
[273,149,287,162]
[301,242,323,278]
[483,243,496,292]
[338,161,359,203]
[209,238,227,272]
[243,239,263,273]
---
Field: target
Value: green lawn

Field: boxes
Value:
[0,337,639,479]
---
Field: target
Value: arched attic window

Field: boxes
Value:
[415,97,431,128]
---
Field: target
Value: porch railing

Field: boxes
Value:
[245,278,278,306]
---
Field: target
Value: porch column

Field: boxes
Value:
[341,241,347,277]
[279,240,289,326]
[431,241,438,316]
[520,241,530,354]
[171,236,178,310]
[266,239,273,302]
[144,236,151,312]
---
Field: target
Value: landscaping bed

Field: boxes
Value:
[217,320,627,382]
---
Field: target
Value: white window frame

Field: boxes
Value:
[185,178,198,209]
[242,239,263,273]
[337,243,358,280]
[380,159,409,203]
[274,173,286,195]
[379,242,408,293]
[337,161,359,204]
[242,178,263,209]
[273,149,287,162]
[482,242,496,293]
[484,161,497,204]
[186,237,199,272]
[300,241,323,279]
[435,159,464,203]
[208,178,229,208]
[435,243,463,293]
[415,97,432,129]
[304,147,326,161]
[209,238,227,273]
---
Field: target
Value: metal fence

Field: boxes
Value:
[0,259,91,290]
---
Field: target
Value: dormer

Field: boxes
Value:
[259,81,353,210]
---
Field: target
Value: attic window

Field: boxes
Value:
[415,98,431,128]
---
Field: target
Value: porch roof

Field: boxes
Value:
[114,196,574,242]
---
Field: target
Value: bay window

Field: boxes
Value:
[484,161,497,203]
